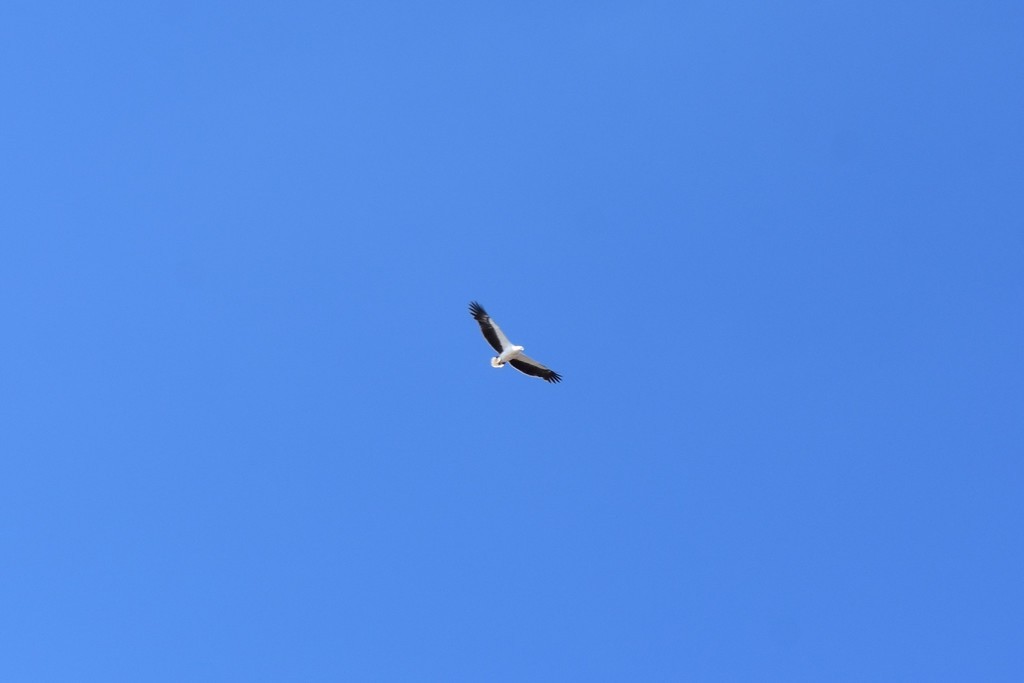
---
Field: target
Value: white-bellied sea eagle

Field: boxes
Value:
[469,301,562,383]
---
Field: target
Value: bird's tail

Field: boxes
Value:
[491,357,504,368]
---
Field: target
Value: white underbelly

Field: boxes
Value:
[497,345,524,364]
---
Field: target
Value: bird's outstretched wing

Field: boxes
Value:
[509,355,562,383]
[469,301,512,353]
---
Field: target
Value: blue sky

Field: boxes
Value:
[2,2,1022,680]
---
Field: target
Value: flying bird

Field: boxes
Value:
[469,301,562,383]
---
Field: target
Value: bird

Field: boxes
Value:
[469,301,562,383]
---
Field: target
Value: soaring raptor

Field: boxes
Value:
[469,301,562,383]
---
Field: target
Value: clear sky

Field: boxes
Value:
[2,2,1022,681]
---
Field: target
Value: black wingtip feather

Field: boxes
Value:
[469,301,488,321]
